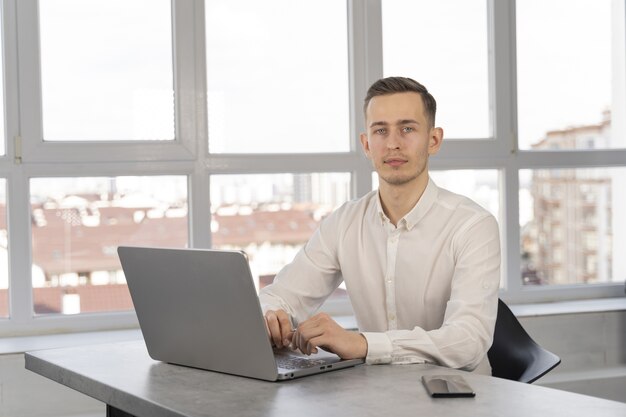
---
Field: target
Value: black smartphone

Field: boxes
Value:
[421,375,476,398]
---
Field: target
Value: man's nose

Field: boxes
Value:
[387,131,401,149]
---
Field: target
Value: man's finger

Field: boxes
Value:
[264,311,283,348]
[306,336,326,355]
[276,311,293,346]
[292,324,323,355]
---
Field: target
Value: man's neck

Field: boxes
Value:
[379,174,429,226]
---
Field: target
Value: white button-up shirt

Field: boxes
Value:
[259,179,500,372]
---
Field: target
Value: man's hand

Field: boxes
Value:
[264,309,294,349]
[291,313,367,360]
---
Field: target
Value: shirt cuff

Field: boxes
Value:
[362,332,393,365]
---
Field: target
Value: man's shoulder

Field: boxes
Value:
[435,185,493,219]
[433,185,500,242]
[323,190,378,223]
[335,189,378,213]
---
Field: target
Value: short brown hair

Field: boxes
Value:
[363,77,437,128]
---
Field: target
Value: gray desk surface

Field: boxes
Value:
[25,340,626,417]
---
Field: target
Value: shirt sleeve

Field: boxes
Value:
[258,211,344,326]
[362,214,501,371]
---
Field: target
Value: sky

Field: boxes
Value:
[28,0,618,151]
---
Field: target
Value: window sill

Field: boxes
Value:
[0,328,142,355]
[509,297,626,318]
[2,297,624,355]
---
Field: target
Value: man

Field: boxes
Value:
[260,76,500,374]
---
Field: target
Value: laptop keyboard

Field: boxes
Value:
[276,355,328,370]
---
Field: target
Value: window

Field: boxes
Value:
[210,173,351,302]
[2,0,625,336]
[513,0,625,299]
[39,0,174,141]
[0,179,6,318]
[520,168,622,286]
[0,0,5,155]
[382,0,490,138]
[30,176,188,315]
[380,0,625,299]
[516,0,621,150]
[205,0,350,153]
[0,2,7,317]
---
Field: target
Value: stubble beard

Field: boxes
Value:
[378,157,428,187]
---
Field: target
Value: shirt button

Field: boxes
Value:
[388,314,395,321]
[482,281,490,289]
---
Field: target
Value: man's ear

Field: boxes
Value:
[428,127,444,155]
[359,132,371,158]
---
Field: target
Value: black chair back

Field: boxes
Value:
[487,299,561,383]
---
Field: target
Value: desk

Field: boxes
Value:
[25,341,626,417]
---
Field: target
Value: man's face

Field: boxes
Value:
[360,92,443,188]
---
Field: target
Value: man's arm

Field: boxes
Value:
[260,209,345,346]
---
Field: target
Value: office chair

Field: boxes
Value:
[487,299,561,383]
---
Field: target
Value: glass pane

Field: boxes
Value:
[0,1,5,155]
[0,180,7,318]
[39,0,174,141]
[210,173,351,300]
[382,0,490,138]
[206,0,350,153]
[520,168,625,286]
[517,0,625,150]
[30,176,188,315]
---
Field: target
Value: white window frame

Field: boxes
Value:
[16,0,199,163]
[0,0,625,337]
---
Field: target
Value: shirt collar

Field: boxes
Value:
[375,178,439,231]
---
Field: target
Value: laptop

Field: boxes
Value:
[117,246,364,381]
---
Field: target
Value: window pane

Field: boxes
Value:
[210,173,350,300]
[0,180,7,318]
[520,168,625,286]
[206,0,350,153]
[39,0,174,141]
[30,176,188,315]
[517,0,626,150]
[0,1,5,155]
[382,0,490,138]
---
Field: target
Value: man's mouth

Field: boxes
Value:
[384,158,408,167]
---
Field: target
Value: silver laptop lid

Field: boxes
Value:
[118,246,279,381]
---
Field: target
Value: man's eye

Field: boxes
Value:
[402,126,414,133]
[375,128,386,135]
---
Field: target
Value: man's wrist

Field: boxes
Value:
[347,331,368,359]
[358,332,368,358]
